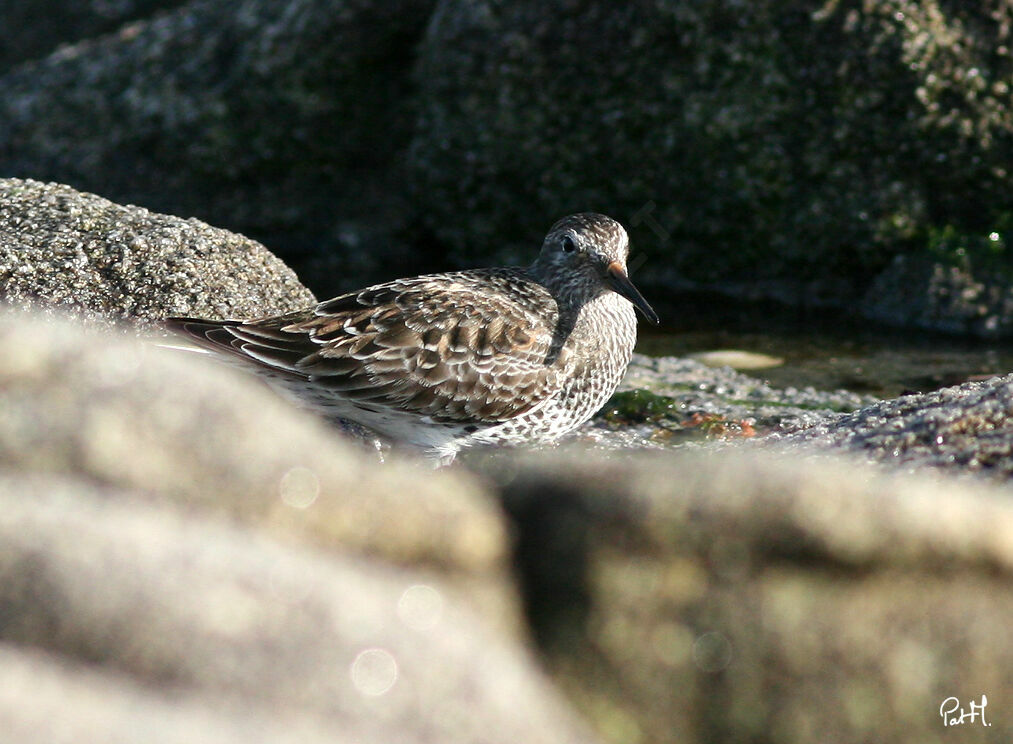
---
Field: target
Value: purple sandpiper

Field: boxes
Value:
[167,213,658,464]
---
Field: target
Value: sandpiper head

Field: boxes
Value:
[534,213,659,324]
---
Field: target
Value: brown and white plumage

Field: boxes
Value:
[167,213,658,464]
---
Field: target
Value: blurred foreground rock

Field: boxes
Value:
[0,314,513,626]
[0,311,1011,743]
[0,313,601,743]
[490,450,1013,744]
[0,642,334,744]
[0,474,594,744]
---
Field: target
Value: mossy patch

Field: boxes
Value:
[602,389,681,424]
[925,213,1013,278]
[601,389,757,441]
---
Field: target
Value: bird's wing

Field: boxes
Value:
[166,271,568,424]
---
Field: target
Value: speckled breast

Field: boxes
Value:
[532,292,638,440]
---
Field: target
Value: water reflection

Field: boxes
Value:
[637,316,1013,399]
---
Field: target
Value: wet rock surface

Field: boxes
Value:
[567,354,877,453]
[620,354,875,425]
[774,372,1013,480]
[591,351,1013,486]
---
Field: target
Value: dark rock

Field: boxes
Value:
[411,1,1013,302]
[0,178,315,324]
[0,0,188,74]
[0,0,436,297]
[863,253,1013,338]
[5,1,1013,316]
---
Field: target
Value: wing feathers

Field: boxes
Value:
[166,270,563,425]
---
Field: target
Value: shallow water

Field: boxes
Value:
[636,301,1013,399]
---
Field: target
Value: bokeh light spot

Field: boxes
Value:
[397,584,444,631]
[350,648,398,696]
[279,466,320,509]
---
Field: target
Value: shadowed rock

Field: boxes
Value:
[411,1,1013,312]
[0,0,189,74]
[0,0,434,295]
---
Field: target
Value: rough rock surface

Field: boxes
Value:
[0,178,315,323]
[774,372,1013,480]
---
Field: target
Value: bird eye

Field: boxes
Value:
[561,235,577,253]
